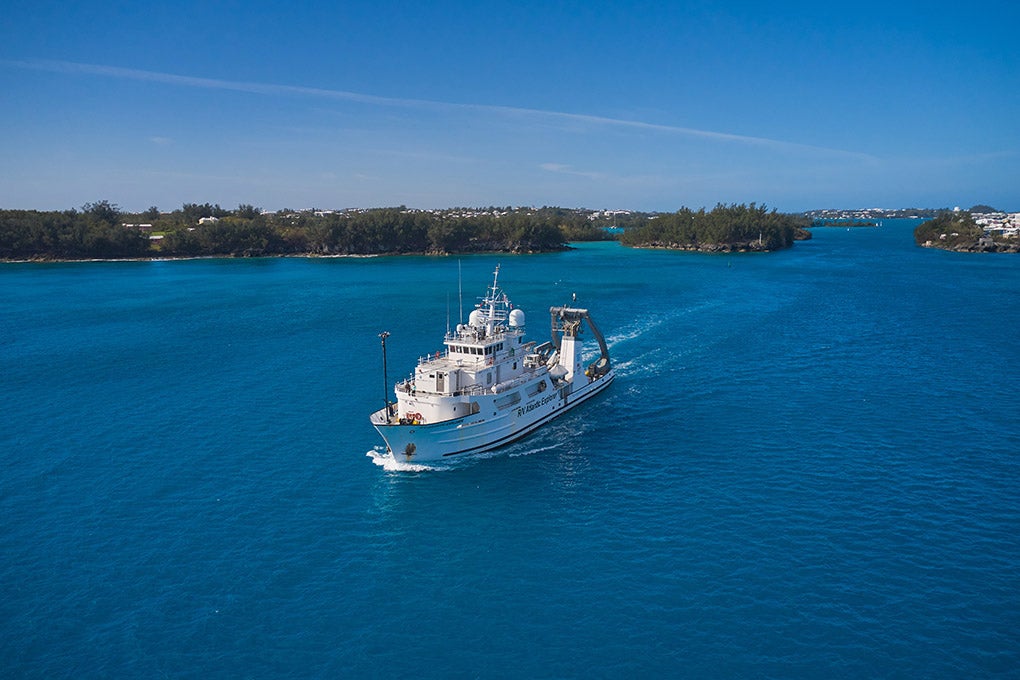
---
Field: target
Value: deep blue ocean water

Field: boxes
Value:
[3,220,1019,677]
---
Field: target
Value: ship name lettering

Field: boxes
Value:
[516,393,557,416]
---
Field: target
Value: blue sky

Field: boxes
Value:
[2,0,1017,212]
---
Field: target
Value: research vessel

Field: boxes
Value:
[370,266,614,461]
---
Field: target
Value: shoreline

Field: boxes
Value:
[621,234,809,253]
[918,242,1020,253]
[0,246,576,265]
[0,253,384,264]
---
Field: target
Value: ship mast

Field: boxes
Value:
[378,331,391,418]
[487,264,500,335]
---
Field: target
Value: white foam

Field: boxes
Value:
[606,317,666,347]
[612,347,677,378]
[365,448,444,473]
[508,442,563,457]
[606,300,724,350]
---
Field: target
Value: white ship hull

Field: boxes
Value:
[371,370,614,461]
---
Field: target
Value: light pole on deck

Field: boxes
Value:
[379,331,391,418]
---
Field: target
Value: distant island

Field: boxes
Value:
[805,208,942,220]
[914,208,1020,253]
[617,203,811,252]
[1,201,810,261]
[810,219,878,228]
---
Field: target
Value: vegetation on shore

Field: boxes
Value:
[913,212,1019,252]
[0,202,614,261]
[1,200,818,261]
[914,212,983,249]
[617,203,811,252]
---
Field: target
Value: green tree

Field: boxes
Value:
[236,204,261,219]
[82,200,121,227]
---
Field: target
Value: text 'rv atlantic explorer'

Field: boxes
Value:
[370,266,614,462]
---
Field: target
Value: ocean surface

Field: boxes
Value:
[2,220,1019,677]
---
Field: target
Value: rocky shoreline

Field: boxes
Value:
[920,240,1020,253]
[628,227,813,253]
[631,240,790,253]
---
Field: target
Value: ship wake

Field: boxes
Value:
[366,448,448,473]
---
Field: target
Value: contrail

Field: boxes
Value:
[5,58,875,160]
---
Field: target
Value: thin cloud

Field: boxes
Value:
[540,163,606,180]
[5,59,403,107]
[6,58,876,161]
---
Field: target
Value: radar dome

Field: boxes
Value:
[509,309,526,327]
[468,309,485,327]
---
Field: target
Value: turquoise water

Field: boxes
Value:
[3,221,1019,676]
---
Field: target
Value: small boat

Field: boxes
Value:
[370,266,614,461]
